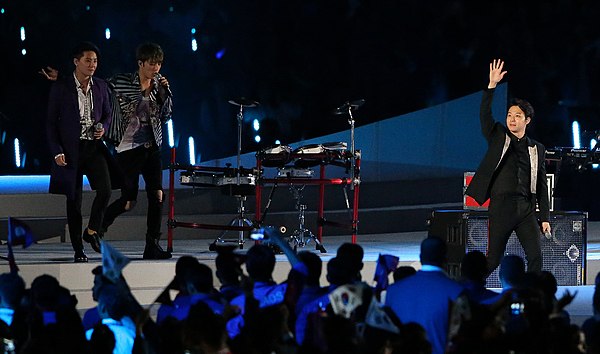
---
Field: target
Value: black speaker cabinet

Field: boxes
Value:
[428,210,587,287]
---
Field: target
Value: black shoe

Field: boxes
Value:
[74,251,88,263]
[143,241,172,260]
[83,228,102,253]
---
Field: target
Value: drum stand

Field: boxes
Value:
[287,185,326,253]
[209,98,258,250]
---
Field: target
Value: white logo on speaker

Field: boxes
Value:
[566,244,580,263]
[572,220,583,233]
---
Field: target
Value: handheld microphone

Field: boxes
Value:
[95,123,103,131]
[543,231,552,240]
[154,73,172,97]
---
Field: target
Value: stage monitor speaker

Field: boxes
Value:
[428,210,587,287]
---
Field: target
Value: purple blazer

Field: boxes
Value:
[46,75,114,199]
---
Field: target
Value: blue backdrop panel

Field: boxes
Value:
[204,84,507,183]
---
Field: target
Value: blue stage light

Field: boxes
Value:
[188,137,196,165]
[191,38,197,52]
[591,139,598,169]
[191,28,196,34]
[1,8,5,14]
[275,139,281,145]
[215,48,226,59]
[21,49,26,56]
[253,119,260,131]
[20,27,25,41]
[86,5,91,11]
[105,28,111,40]
[254,135,261,143]
[14,138,21,168]
[167,119,175,148]
[572,121,581,148]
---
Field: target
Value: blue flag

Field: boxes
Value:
[101,241,130,283]
[8,217,34,248]
[373,254,399,292]
[6,217,35,273]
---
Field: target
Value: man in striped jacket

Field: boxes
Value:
[102,42,173,259]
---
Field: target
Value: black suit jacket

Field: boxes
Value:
[465,88,550,222]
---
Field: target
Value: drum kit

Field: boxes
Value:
[179,96,365,252]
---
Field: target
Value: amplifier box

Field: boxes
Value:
[428,210,586,287]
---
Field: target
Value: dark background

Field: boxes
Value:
[1,0,600,174]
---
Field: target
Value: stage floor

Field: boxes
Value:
[1,228,599,325]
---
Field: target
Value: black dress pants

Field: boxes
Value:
[487,194,543,274]
[102,144,163,241]
[66,140,112,252]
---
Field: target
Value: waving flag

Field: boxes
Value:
[373,254,399,293]
[101,241,130,283]
[6,217,35,273]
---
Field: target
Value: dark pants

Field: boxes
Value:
[103,144,163,241]
[487,195,543,274]
[67,140,112,252]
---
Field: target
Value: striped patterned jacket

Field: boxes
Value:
[106,72,173,148]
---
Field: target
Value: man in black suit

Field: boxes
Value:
[466,59,551,274]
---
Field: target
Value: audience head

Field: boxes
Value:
[172,256,201,293]
[392,266,417,283]
[89,323,116,354]
[215,246,245,287]
[499,255,525,289]
[298,251,323,287]
[30,274,75,310]
[336,243,364,281]
[461,250,488,284]
[326,257,355,286]
[0,273,25,309]
[96,284,129,321]
[245,244,276,282]
[419,237,447,267]
[182,301,227,353]
[181,262,215,294]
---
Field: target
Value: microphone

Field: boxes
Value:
[544,231,552,240]
[95,123,103,132]
[154,73,172,98]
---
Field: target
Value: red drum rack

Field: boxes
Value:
[166,148,257,252]
[255,148,361,244]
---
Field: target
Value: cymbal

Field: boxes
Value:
[333,99,365,114]
[228,97,259,107]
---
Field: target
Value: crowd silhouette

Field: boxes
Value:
[0,230,596,354]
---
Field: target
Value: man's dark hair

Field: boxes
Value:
[71,41,100,60]
[419,237,447,267]
[336,243,364,280]
[393,266,417,282]
[326,257,355,286]
[461,250,488,284]
[0,273,25,308]
[510,98,535,119]
[298,251,322,287]
[245,244,276,282]
[136,42,164,63]
[182,262,214,294]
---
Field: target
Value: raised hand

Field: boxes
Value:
[488,59,507,89]
[39,66,58,81]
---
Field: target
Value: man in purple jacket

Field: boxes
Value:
[46,42,114,262]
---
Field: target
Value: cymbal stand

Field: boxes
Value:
[288,184,326,253]
[210,99,257,250]
[347,106,356,190]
